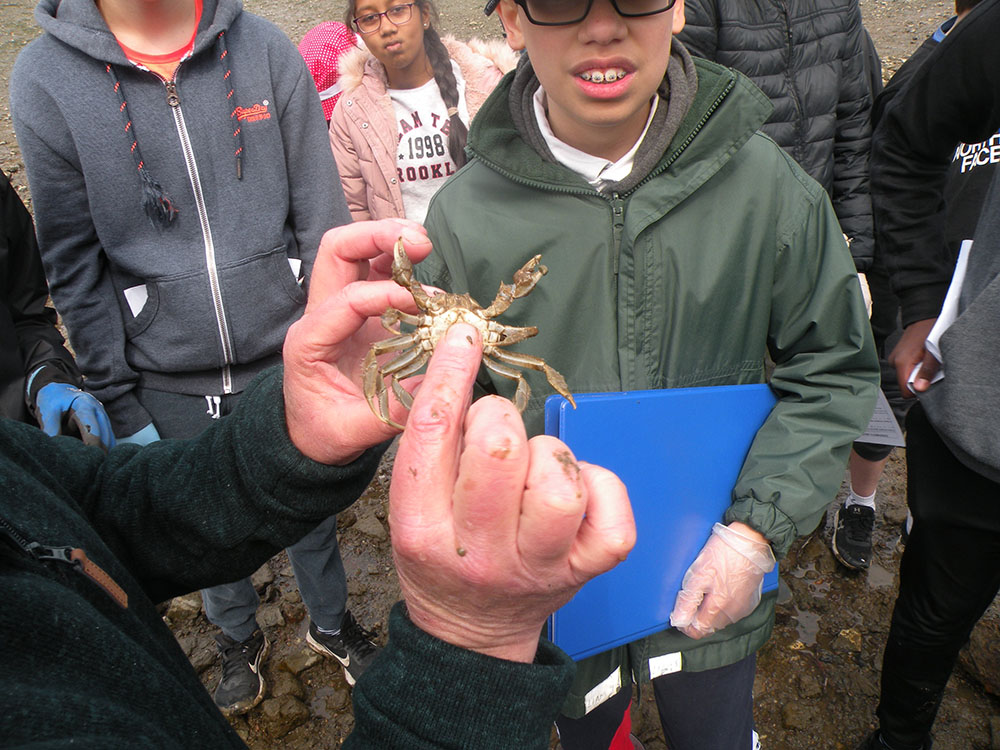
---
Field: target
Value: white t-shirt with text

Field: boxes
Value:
[389,61,469,222]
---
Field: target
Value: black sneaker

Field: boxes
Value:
[213,628,268,716]
[306,610,380,686]
[832,502,875,570]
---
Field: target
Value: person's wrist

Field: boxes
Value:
[404,600,540,663]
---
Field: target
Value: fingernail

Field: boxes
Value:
[400,228,430,245]
[444,322,479,347]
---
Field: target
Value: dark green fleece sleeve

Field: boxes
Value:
[346,603,575,749]
[67,366,387,602]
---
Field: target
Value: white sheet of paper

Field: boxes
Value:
[908,238,973,389]
[858,389,905,447]
[123,284,148,318]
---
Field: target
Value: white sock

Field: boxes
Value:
[845,488,876,510]
[316,624,341,637]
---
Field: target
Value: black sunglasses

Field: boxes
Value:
[485,0,677,24]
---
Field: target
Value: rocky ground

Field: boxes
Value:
[2,0,998,747]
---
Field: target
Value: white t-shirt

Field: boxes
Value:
[389,61,469,222]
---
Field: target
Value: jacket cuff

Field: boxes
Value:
[898,283,949,328]
[24,362,82,411]
[347,602,575,750]
[102,389,155,439]
[724,497,798,559]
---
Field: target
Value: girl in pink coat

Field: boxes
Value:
[330,0,517,222]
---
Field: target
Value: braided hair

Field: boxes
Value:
[421,22,468,168]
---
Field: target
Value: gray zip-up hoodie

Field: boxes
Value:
[11,0,350,436]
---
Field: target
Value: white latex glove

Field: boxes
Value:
[669,522,776,640]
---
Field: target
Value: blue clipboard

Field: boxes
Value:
[544,384,779,661]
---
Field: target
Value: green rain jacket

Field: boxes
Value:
[418,58,878,717]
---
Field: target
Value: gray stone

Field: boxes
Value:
[347,580,369,598]
[163,592,202,623]
[257,603,285,629]
[882,503,908,526]
[176,633,218,674]
[990,716,1000,750]
[324,685,351,712]
[281,648,324,675]
[354,514,387,541]
[251,564,275,591]
[271,670,306,700]
[280,600,307,624]
[798,671,823,699]
[337,509,357,529]
[259,695,310,738]
[832,627,863,652]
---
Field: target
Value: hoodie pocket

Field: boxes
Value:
[124,268,220,372]
[123,247,307,373]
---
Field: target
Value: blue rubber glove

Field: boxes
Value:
[117,422,161,446]
[34,382,116,452]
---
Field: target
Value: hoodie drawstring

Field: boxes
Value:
[106,33,246,221]
[106,63,179,227]
[216,31,246,181]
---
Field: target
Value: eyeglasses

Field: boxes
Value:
[510,0,676,25]
[352,3,417,34]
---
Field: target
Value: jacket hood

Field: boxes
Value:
[34,0,243,63]
[467,56,774,199]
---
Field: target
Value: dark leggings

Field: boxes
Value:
[556,655,756,750]
[877,404,1000,749]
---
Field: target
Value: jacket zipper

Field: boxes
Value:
[165,77,235,394]
[0,516,128,608]
[778,2,806,159]
[610,194,625,275]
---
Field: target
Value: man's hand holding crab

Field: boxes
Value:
[282,219,432,465]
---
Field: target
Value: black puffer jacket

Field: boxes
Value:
[678,0,875,271]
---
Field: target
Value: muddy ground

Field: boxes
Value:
[2,0,998,747]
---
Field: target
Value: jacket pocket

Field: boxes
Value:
[124,269,222,372]
[123,247,306,374]
[217,246,307,364]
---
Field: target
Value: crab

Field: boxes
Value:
[363,237,576,429]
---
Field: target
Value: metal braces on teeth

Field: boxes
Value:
[580,70,625,83]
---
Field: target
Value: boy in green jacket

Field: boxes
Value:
[413,0,879,746]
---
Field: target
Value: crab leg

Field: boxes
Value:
[380,344,426,377]
[489,348,576,408]
[482,354,532,412]
[382,307,422,331]
[391,239,435,308]
[369,331,418,355]
[390,376,414,410]
[363,345,421,430]
[362,350,403,429]
[488,321,539,347]
[392,349,431,380]
[482,255,546,318]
